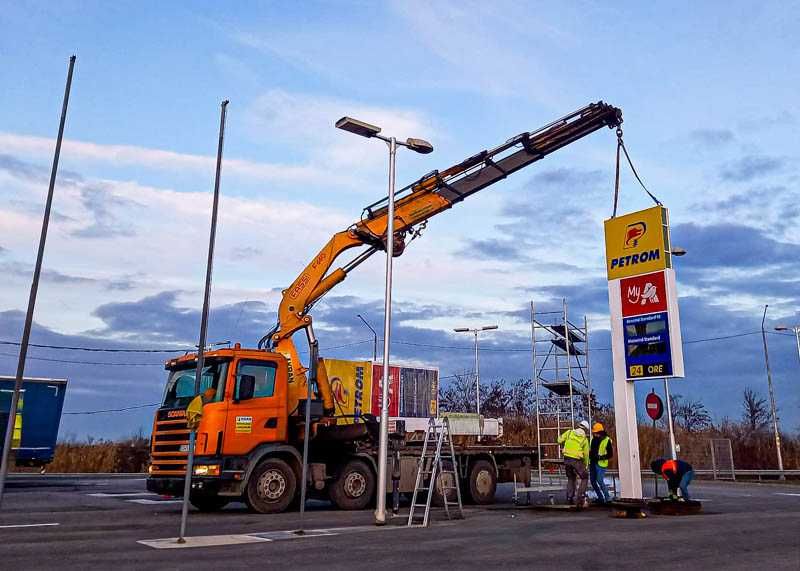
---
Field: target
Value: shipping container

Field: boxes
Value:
[0,377,67,466]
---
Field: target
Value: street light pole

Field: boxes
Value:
[454,325,498,442]
[357,314,378,362]
[374,135,397,526]
[761,305,785,480]
[335,116,433,526]
[474,330,480,438]
[775,324,800,367]
[0,56,76,508]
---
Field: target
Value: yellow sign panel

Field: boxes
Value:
[604,205,671,280]
[235,415,253,434]
[324,359,373,423]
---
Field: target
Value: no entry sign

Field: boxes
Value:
[645,392,664,421]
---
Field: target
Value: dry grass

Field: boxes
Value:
[501,414,800,471]
[44,436,150,473]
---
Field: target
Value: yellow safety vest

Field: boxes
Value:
[558,429,589,462]
[596,436,612,468]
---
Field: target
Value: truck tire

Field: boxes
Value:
[190,494,229,512]
[431,461,459,507]
[245,458,297,514]
[467,459,497,505]
[329,459,375,510]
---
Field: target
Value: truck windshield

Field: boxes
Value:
[162,359,229,409]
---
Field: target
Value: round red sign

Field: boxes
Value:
[645,392,664,421]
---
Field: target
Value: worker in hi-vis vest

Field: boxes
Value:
[589,422,614,504]
[558,420,590,507]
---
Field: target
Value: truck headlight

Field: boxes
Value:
[194,464,220,477]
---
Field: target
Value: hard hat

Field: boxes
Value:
[592,422,605,433]
[579,420,590,432]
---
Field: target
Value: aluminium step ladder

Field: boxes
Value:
[407,417,464,527]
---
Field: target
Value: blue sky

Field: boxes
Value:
[0,1,798,439]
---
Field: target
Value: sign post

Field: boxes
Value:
[605,206,684,499]
[645,390,664,497]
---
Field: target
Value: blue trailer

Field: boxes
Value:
[0,376,68,467]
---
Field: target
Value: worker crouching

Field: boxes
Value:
[589,422,613,504]
[558,420,590,507]
[651,458,694,501]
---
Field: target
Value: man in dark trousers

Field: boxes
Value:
[589,422,613,504]
[651,458,694,500]
[558,420,591,507]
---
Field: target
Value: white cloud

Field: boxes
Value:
[0,132,341,186]
[0,165,352,333]
[244,89,440,180]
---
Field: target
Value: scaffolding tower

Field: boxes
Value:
[530,298,594,485]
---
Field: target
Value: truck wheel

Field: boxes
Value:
[190,494,229,512]
[431,470,459,507]
[245,458,297,514]
[467,459,497,505]
[330,459,375,510]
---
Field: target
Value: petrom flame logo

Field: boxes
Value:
[624,221,646,249]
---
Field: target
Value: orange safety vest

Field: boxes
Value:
[661,459,678,479]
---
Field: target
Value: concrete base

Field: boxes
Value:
[647,499,703,516]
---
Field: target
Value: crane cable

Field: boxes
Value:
[612,127,662,218]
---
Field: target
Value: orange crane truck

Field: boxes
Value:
[147,102,623,513]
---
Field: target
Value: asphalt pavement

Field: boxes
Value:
[1,475,798,570]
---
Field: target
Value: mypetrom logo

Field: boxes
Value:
[624,221,646,249]
[610,249,660,270]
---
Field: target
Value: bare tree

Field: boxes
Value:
[439,372,474,413]
[741,387,769,432]
[508,378,535,416]
[670,394,712,433]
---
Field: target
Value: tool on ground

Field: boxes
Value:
[408,418,464,527]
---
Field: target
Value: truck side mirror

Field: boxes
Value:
[235,374,256,403]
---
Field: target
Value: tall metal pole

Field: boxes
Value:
[374,136,397,525]
[297,329,317,535]
[794,327,800,367]
[474,330,481,442]
[761,305,785,479]
[178,100,229,543]
[0,55,76,508]
[662,378,677,460]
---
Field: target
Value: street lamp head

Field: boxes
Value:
[774,325,789,331]
[335,116,381,138]
[481,325,499,331]
[453,327,471,333]
[405,137,434,154]
[671,247,687,256]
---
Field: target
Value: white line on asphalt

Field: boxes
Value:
[127,498,183,505]
[0,523,60,529]
[87,492,157,497]
[139,535,272,549]
[775,492,800,497]
[139,524,414,550]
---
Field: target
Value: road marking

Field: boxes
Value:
[87,492,157,498]
[0,523,60,529]
[249,530,338,541]
[139,534,271,549]
[139,524,413,550]
[127,498,183,505]
[775,492,800,497]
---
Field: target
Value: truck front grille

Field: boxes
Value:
[150,410,189,476]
